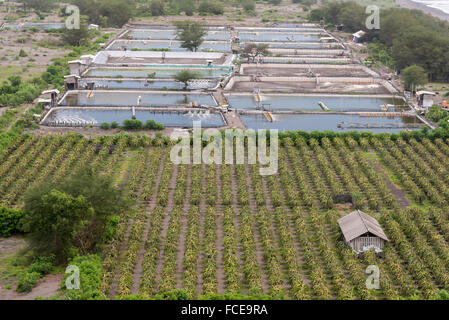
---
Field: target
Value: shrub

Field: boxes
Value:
[16,272,41,293]
[198,0,223,15]
[0,207,24,237]
[62,254,105,300]
[28,254,56,275]
[100,122,110,130]
[110,121,119,129]
[19,49,28,57]
[123,119,143,130]
[144,120,164,130]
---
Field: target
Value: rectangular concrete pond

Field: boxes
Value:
[84,67,231,79]
[79,79,218,90]
[124,29,231,41]
[107,40,231,52]
[238,32,322,42]
[59,91,217,107]
[43,108,225,127]
[225,94,406,112]
[240,113,423,133]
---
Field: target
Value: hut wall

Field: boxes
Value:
[349,236,384,252]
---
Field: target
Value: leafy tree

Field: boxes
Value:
[179,0,195,16]
[61,23,89,46]
[175,21,206,52]
[242,0,255,12]
[150,0,165,16]
[22,167,126,261]
[241,43,270,62]
[402,65,428,91]
[174,69,200,89]
[198,0,223,15]
[22,189,93,261]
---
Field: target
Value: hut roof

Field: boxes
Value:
[337,210,389,243]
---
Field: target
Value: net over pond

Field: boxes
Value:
[107,40,231,52]
[240,113,423,133]
[43,109,225,127]
[226,95,407,112]
[84,67,231,79]
[124,29,231,41]
[79,79,218,90]
[59,91,217,107]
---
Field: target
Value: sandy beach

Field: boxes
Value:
[396,0,449,21]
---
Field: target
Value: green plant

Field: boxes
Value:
[100,122,110,130]
[0,206,24,237]
[16,272,41,293]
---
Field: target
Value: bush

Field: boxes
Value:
[28,254,56,275]
[198,0,223,15]
[62,254,105,300]
[123,119,143,130]
[144,120,164,130]
[16,272,41,293]
[100,122,110,130]
[0,207,24,237]
[19,49,28,57]
[242,0,255,12]
[110,121,119,129]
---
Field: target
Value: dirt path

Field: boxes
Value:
[242,162,270,294]
[215,164,226,294]
[194,163,207,296]
[0,237,62,300]
[130,151,166,294]
[368,155,410,209]
[0,274,63,300]
[154,164,179,291]
[175,163,192,289]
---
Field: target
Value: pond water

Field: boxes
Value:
[84,67,230,79]
[226,95,407,112]
[44,109,225,127]
[240,113,422,133]
[60,91,217,107]
[261,42,342,49]
[125,30,231,41]
[107,40,231,52]
[79,79,217,90]
[238,32,321,42]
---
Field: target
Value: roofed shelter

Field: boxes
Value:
[338,210,389,254]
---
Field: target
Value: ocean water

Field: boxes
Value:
[411,0,449,14]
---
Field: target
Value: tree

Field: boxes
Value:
[179,0,195,16]
[241,43,270,62]
[61,23,89,46]
[175,21,207,52]
[198,0,223,15]
[402,65,428,91]
[174,69,200,90]
[22,189,93,261]
[242,0,255,12]
[22,167,126,261]
[150,0,165,16]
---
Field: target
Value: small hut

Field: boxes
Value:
[352,30,366,43]
[338,210,389,254]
